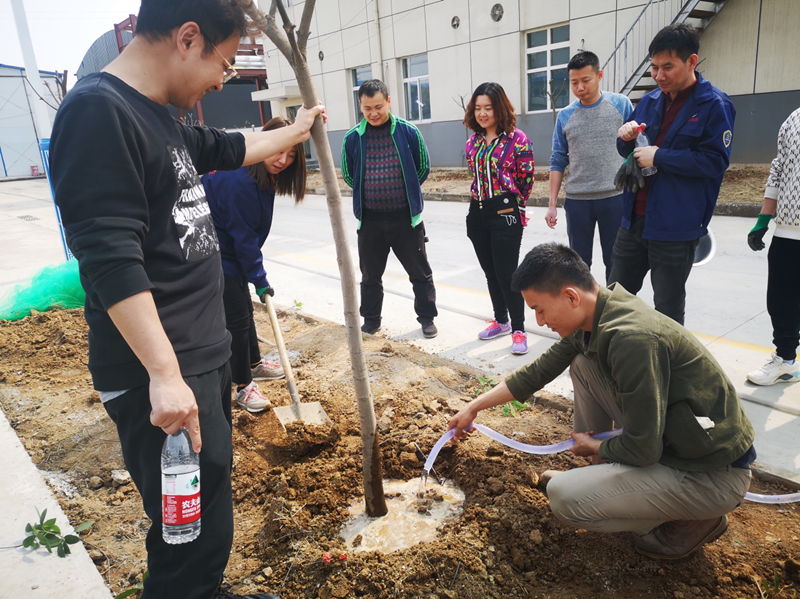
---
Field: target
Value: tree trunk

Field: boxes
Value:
[251,0,387,517]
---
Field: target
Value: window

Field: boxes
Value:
[402,54,431,122]
[351,65,373,124]
[525,24,570,112]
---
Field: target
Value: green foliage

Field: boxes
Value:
[293,298,304,310]
[474,376,498,397]
[22,507,94,558]
[493,399,527,417]
[116,570,149,599]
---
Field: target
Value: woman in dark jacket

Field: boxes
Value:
[204,117,306,412]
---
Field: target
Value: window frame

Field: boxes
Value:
[351,65,373,125]
[401,54,431,123]
[524,24,571,114]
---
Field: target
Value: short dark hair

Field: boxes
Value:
[358,79,390,100]
[511,243,597,295]
[648,23,700,62]
[567,51,600,73]
[247,117,307,204]
[463,82,517,136]
[136,0,249,54]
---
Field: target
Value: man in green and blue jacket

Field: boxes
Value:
[341,79,438,338]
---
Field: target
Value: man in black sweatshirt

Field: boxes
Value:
[49,2,323,598]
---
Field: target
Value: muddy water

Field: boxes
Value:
[340,478,465,553]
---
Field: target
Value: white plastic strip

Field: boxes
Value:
[423,425,800,504]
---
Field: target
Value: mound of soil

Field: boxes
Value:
[306,165,771,205]
[1,309,798,598]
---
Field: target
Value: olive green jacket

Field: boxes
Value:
[505,284,754,471]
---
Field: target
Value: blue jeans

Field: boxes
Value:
[564,195,623,284]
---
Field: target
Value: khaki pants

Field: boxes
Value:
[547,355,751,535]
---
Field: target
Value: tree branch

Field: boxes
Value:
[235,0,294,65]
[274,0,305,77]
[297,0,316,54]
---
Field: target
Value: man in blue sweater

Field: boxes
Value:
[341,80,438,338]
[609,24,735,325]
[547,51,633,282]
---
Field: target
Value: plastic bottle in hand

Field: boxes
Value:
[635,124,658,177]
[162,427,201,544]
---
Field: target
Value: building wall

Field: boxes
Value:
[0,66,59,178]
[259,0,799,167]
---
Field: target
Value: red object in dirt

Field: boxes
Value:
[322,552,332,563]
[339,554,347,561]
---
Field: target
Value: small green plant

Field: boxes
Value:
[755,571,796,599]
[293,298,304,310]
[22,507,94,558]
[494,400,527,417]
[116,569,149,599]
[474,376,498,397]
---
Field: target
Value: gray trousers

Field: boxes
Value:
[547,354,751,535]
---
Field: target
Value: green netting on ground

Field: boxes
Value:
[0,260,85,321]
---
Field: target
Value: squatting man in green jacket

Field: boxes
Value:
[448,243,757,560]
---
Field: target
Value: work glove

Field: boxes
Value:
[747,214,772,251]
[614,152,645,193]
[257,285,275,303]
[614,152,633,191]
[630,155,645,192]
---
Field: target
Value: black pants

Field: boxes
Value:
[222,274,260,386]
[357,218,437,323]
[104,366,233,599]
[768,236,800,361]
[466,204,525,332]
[608,214,699,326]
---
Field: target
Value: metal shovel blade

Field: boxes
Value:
[273,401,331,428]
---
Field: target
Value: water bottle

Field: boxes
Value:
[161,427,201,544]
[635,124,658,177]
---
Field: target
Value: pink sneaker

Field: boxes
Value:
[478,319,512,340]
[511,331,528,355]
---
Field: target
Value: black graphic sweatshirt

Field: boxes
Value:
[50,73,246,390]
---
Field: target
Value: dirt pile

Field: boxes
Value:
[307,165,770,205]
[1,309,799,598]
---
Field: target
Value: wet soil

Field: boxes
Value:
[1,308,798,599]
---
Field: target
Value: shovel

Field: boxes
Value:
[263,294,331,428]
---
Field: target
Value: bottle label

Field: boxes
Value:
[162,468,201,526]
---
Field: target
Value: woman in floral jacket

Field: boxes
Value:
[464,82,535,354]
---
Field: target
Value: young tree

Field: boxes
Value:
[238,0,387,517]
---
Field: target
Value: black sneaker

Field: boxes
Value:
[361,320,381,334]
[421,320,438,338]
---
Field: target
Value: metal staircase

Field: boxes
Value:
[601,0,730,102]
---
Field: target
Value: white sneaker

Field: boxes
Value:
[746,353,800,386]
[235,382,272,413]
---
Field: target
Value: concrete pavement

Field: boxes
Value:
[0,179,797,596]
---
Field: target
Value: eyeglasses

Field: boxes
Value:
[211,42,240,84]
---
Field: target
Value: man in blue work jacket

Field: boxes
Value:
[609,23,735,325]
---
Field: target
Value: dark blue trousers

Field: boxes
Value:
[564,194,623,283]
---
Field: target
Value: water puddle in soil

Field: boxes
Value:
[340,478,465,553]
